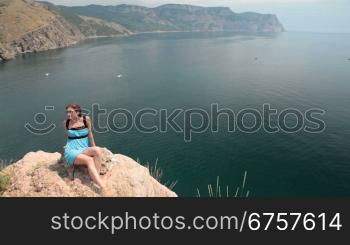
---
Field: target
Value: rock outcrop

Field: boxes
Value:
[0,0,78,60]
[6,17,82,55]
[0,0,131,61]
[0,147,177,197]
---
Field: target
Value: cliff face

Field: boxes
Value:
[66,4,285,33]
[0,0,131,61]
[0,0,79,60]
[0,147,177,197]
[1,17,83,59]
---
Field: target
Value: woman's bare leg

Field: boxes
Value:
[82,147,103,173]
[74,154,104,188]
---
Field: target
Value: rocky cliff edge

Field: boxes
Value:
[0,147,177,197]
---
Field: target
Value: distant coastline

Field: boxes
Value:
[0,0,284,62]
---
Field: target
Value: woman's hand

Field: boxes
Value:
[86,116,97,147]
[63,120,67,140]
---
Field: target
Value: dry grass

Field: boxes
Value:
[0,171,10,194]
[0,0,55,43]
[0,158,16,194]
[196,171,250,198]
[139,158,178,191]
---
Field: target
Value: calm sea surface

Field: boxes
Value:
[1,31,350,196]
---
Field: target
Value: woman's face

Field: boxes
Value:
[66,107,78,120]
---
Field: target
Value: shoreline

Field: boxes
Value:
[0,29,285,63]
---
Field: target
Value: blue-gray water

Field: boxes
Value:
[1,31,350,196]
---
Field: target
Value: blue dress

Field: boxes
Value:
[64,116,90,166]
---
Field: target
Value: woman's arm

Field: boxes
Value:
[86,116,96,147]
[63,120,67,140]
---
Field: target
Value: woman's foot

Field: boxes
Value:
[66,166,74,180]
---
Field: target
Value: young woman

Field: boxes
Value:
[63,103,109,196]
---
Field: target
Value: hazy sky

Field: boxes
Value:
[47,0,350,33]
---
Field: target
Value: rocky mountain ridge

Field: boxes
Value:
[0,0,284,62]
[64,3,285,33]
[0,0,131,61]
